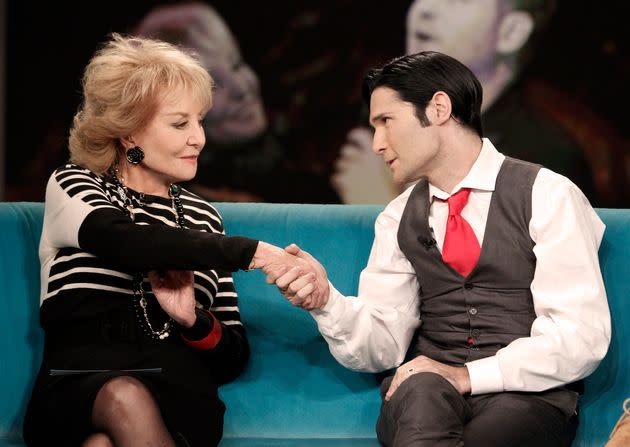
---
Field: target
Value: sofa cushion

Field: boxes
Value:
[215,203,384,441]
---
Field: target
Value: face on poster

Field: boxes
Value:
[3,1,628,206]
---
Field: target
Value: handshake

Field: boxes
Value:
[249,242,330,310]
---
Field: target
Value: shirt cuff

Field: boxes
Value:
[310,282,343,321]
[180,309,222,350]
[465,355,504,395]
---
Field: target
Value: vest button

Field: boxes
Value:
[471,329,481,337]
[464,282,474,290]
[469,307,478,315]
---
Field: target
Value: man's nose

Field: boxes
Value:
[372,128,386,154]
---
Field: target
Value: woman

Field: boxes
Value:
[23,34,309,447]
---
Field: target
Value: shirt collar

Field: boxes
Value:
[429,138,505,201]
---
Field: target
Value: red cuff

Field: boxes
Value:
[181,314,223,350]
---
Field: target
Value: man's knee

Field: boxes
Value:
[385,372,459,403]
[408,372,454,390]
[380,372,466,423]
[378,373,468,447]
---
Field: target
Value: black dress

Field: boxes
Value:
[23,164,257,446]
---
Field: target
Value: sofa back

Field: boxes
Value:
[578,208,630,445]
[216,203,383,442]
[1,202,629,446]
[0,203,44,444]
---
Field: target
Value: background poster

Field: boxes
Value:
[4,0,629,206]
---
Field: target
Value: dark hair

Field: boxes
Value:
[363,51,484,137]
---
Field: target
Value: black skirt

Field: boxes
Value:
[23,308,225,447]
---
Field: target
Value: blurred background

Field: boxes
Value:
[2,0,628,206]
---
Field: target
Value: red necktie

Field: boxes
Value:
[441,188,480,277]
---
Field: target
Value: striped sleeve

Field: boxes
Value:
[211,273,242,327]
[42,165,120,250]
[188,198,244,327]
[178,199,249,382]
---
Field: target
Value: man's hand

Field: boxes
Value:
[248,241,321,307]
[149,270,197,328]
[385,355,471,401]
[265,244,330,310]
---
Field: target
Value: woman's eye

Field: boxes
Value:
[174,121,187,129]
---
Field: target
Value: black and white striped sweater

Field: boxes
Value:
[38,164,257,380]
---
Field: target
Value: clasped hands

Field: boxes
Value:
[250,242,330,310]
[148,241,329,328]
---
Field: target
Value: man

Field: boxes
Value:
[270,52,610,446]
[334,0,597,205]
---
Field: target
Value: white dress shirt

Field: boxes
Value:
[312,138,611,395]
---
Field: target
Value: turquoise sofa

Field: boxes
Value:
[1,202,628,446]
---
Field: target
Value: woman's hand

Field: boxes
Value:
[265,244,330,310]
[249,241,308,276]
[249,241,323,308]
[148,270,197,328]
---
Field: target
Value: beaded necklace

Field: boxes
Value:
[110,168,186,340]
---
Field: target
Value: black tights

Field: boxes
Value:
[81,376,175,447]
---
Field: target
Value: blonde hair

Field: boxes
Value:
[69,33,213,174]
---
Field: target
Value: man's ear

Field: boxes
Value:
[430,91,452,126]
[497,11,534,55]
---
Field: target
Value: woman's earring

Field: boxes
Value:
[125,146,145,165]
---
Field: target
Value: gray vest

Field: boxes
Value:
[397,156,579,415]
[398,157,540,365]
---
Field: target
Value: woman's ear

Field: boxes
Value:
[119,136,135,150]
[496,11,534,55]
